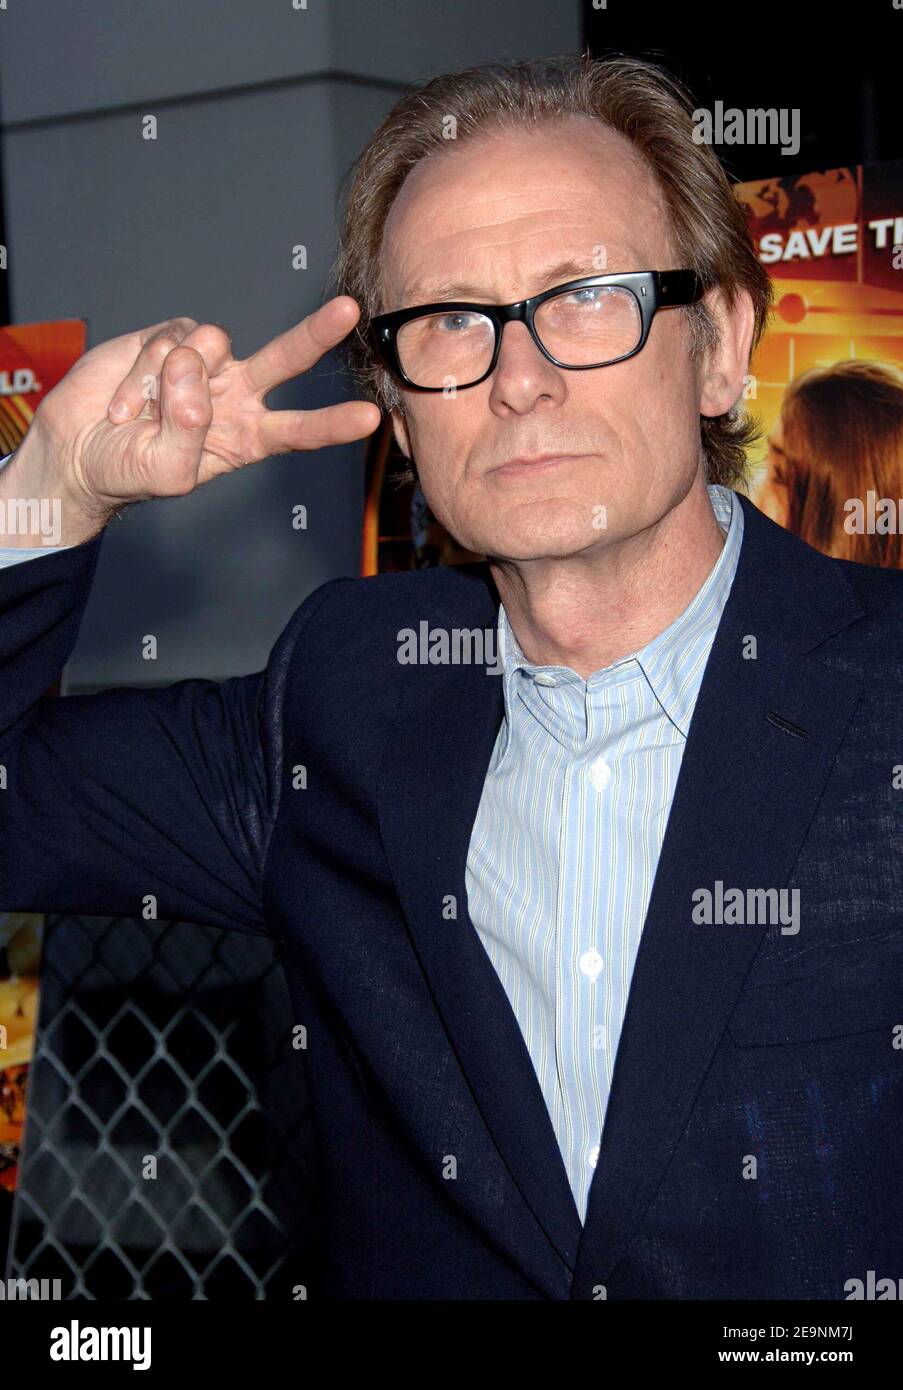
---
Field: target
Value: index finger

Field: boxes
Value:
[242,296,362,396]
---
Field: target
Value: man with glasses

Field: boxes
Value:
[1,54,901,1300]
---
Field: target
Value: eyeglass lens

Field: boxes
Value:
[394,284,642,387]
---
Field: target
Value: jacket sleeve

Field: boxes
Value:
[0,534,341,937]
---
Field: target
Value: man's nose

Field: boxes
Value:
[488,320,566,411]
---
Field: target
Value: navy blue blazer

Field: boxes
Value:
[2,490,902,1299]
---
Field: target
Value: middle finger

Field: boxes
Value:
[109,322,232,421]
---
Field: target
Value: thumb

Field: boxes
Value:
[151,346,213,494]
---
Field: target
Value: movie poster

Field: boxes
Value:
[738,159,903,568]
[361,160,903,575]
[0,320,86,1227]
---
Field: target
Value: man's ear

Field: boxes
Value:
[698,286,756,419]
[390,405,412,459]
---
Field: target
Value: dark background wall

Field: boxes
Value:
[585,1,900,180]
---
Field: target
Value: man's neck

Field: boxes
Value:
[488,479,728,681]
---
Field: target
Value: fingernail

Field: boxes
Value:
[109,399,131,420]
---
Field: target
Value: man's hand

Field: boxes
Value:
[0,297,382,546]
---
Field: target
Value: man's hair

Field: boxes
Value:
[328,51,774,488]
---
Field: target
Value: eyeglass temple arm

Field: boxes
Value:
[656,270,705,306]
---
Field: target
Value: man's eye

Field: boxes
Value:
[434,312,479,332]
[564,287,610,306]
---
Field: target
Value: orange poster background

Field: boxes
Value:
[736,161,903,502]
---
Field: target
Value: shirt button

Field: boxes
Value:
[588,757,611,790]
[587,1144,600,1169]
[533,672,557,687]
[579,948,604,980]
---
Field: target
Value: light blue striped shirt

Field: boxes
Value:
[465,483,743,1222]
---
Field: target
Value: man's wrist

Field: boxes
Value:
[0,424,118,547]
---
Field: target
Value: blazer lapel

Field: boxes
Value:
[573,493,866,1294]
[378,581,583,1295]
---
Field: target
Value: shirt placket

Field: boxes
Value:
[556,661,645,1220]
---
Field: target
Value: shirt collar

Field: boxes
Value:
[498,483,744,738]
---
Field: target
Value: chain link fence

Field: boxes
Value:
[5,912,322,1299]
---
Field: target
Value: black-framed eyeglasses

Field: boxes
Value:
[369,270,704,392]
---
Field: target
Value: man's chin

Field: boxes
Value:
[463,501,608,563]
[471,528,606,564]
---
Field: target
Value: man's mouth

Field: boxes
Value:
[488,452,589,479]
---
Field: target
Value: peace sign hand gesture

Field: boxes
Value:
[3,297,382,545]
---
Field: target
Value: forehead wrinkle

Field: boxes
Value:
[392,156,657,242]
[389,222,642,305]
[405,257,636,305]
[389,208,604,264]
[392,188,634,245]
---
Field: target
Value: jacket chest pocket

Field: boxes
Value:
[727,929,903,1047]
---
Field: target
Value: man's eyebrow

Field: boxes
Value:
[404,256,627,303]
